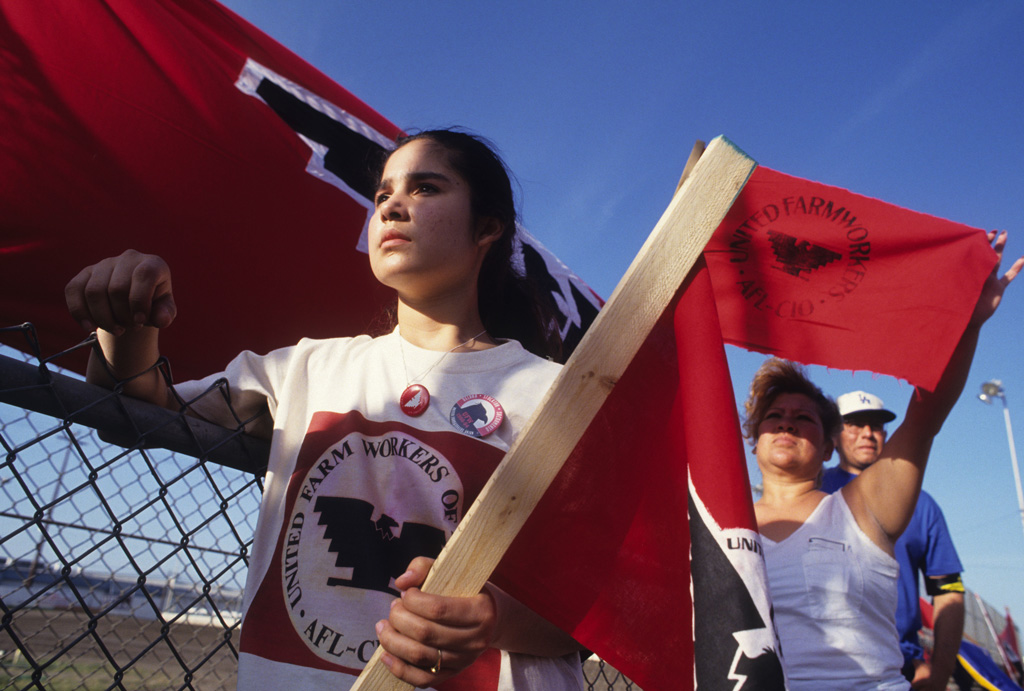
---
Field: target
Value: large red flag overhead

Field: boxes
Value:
[703,166,997,391]
[494,260,785,691]
[0,0,397,379]
[0,0,600,379]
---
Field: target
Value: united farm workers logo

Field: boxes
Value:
[721,194,872,318]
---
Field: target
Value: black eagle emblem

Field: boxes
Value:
[767,230,841,280]
[313,496,446,595]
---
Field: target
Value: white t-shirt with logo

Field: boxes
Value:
[174,329,582,690]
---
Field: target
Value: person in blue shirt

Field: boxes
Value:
[821,390,965,691]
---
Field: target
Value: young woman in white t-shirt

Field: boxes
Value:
[66,129,584,689]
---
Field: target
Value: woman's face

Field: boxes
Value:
[755,392,832,478]
[368,138,499,301]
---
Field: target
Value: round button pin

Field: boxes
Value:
[400,384,430,417]
[449,394,504,438]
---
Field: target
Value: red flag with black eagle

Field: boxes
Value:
[703,166,997,391]
[0,0,599,380]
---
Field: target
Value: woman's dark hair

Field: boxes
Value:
[742,358,841,446]
[372,128,563,360]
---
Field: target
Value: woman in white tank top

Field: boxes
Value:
[741,232,1021,690]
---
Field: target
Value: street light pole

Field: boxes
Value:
[978,380,1024,546]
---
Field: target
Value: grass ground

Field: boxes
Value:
[0,608,237,690]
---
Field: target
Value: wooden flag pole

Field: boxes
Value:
[351,136,755,691]
[676,139,707,192]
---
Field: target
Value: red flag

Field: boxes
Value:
[920,597,935,630]
[0,0,397,380]
[703,167,997,391]
[493,259,784,691]
[0,0,599,378]
[1001,610,1022,665]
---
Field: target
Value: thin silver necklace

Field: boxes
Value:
[398,329,487,417]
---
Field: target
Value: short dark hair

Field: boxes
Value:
[372,129,562,360]
[742,358,841,446]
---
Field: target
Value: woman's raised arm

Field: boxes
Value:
[848,230,1023,545]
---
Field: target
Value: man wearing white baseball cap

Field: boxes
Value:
[821,391,965,691]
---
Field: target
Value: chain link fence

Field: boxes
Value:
[0,324,266,690]
[0,324,639,690]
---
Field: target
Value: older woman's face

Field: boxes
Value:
[755,392,832,475]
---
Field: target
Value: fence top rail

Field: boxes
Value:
[0,352,269,475]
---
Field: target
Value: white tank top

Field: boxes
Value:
[762,491,909,690]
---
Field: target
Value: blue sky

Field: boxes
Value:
[221,0,1024,637]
